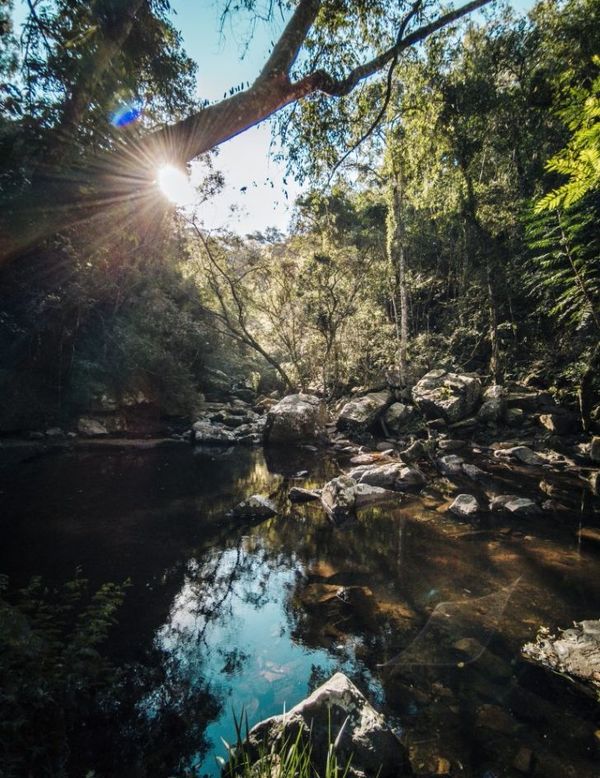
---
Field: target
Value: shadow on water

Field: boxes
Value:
[0,444,599,776]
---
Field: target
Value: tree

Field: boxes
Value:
[1,0,492,262]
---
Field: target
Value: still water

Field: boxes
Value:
[0,443,598,776]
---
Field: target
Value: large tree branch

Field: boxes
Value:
[1,0,492,263]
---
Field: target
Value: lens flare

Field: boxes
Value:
[157,165,196,207]
[110,101,142,128]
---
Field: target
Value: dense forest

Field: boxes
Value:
[0,0,599,776]
[0,0,598,431]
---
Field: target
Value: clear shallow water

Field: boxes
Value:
[0,443,599,776]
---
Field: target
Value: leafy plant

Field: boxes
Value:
[0,573,129,777]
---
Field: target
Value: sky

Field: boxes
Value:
[167,1,301,235]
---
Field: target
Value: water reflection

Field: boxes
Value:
[1,444,598,777]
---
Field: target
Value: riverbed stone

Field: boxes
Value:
[230,494,277,521]
[264,393,328,444]
[590,436,600,463]
[538,411,579,435]
[348,462,425,490]
[321,475,358,521]
[288,486,320,503]
[449,494,479,517]
[490,495,539,515]
[77,417,109,437]
[336,391,392,433]
[494,445,544,465]
[191,420,236,444]
[244,672,411,778]
[522,620,600,697]
[412,369,481,423]
[437,454,464,475]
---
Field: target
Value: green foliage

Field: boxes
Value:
[526,195,600,331]
[535,58,600,212]
[0,573,128,777]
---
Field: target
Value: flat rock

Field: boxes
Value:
[348,462,425,490]
[77,417,109,437]
[494,446,544,465]
[490,495,539,515]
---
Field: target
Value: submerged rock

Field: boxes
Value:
[336,391,392,433]
[264,393,328,444]
[243,672,411,778]
[412,369,481,423]
[288,486,320,503]
[522,620,600,698]
[230,494,278,521]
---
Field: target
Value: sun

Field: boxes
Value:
[157,164,195,206]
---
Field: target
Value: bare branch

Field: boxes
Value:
[258,0,321,82]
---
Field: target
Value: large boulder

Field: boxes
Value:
[264,394,327,444]
[383,402,420,434]
[243,672,412,778]
[336,391,392,433]
[412,369,481,423]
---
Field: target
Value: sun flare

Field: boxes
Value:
[157,164,195,206]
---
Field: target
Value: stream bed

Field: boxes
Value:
[0,442,598,777]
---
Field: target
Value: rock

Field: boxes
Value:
[289,486,320,503]
[383,402,420,434]
[350,451,393,465]
[321,476,358,521]
[513,746,534,774]
[244,672,411,778]
[401,439,433,462]
[437,438,466,452]
[27,431,45,441]
[449,494,479,517]
[264,394,328,444]
[230,494,277,521]
[590,436,600,463]
[412,369,481,423]
[490,495,539,515]
[348,462,425,490]
[192,420,236,444]
[355,483,399,507]
[437,454,464,475]
[538,412,579,435]
[506,407,525,426]
[478,384,507,423]
[475,704,517,734]
[589,471,600,495]
[522,620,600,698]
[494,446,544,465]
[336,391,392,433]
[45,427,65,439]
[77,417,109,437]
[462,463,486,480]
